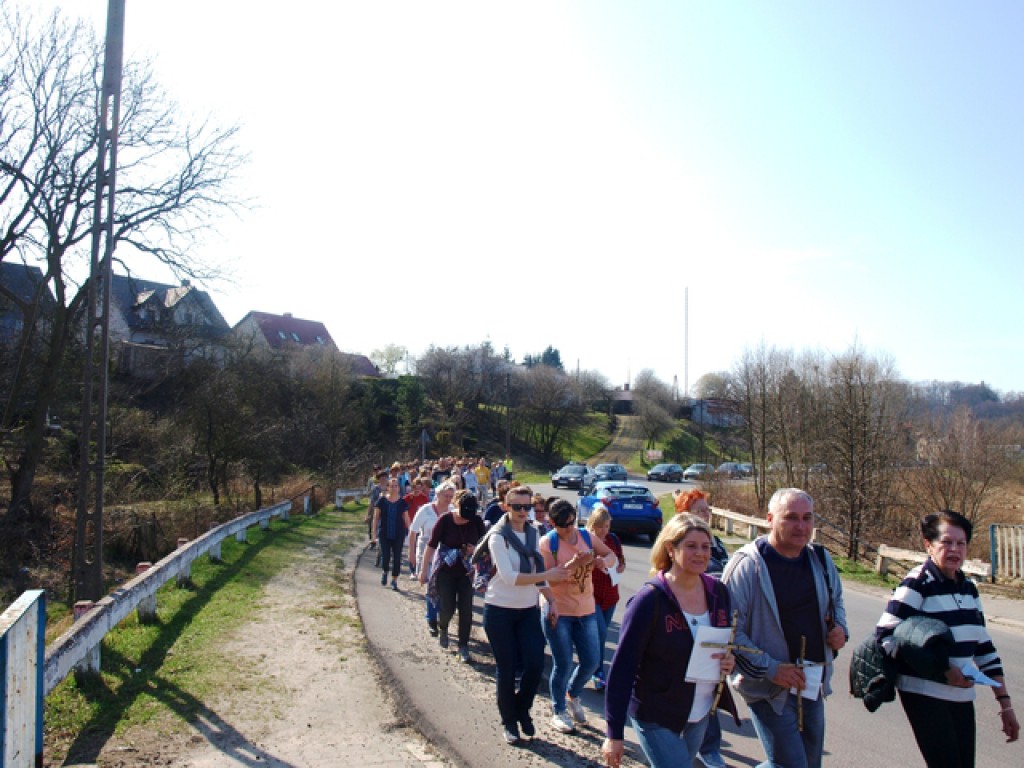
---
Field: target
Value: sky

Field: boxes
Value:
[33,1,1024,394]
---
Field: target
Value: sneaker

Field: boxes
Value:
[502,726,520,745]
[698,751,728,768]
[458,646,471,663]
[428,620,439,637]
[519,716,535,739]
[439,629,449,649]
[591,674,606,691]
[380,572,387,586]
[566,695,586,724]
[390,579,398,591]
[550,711,575,734]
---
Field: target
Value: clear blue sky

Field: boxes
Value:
[40,1,1024,394]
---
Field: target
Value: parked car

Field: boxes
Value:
[682,463,714,481]
[647,463,684,482]
[594,463,629,483]
[577,481,663,543]
[715,462,743,479]
[737,462,754,478]
[550,463,595,489]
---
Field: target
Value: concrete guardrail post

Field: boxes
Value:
[72,601,101,675]
[1,589,46,768]
[135,563,157,622]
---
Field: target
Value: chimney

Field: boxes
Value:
[283,312,293,318]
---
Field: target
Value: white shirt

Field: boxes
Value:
[484,530,543,610]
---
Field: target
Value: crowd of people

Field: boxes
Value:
[363,457,1019,768]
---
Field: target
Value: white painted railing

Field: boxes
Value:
[1,499,293,768]
[1,590,45,768]
[875,544,991,580]
[991,524,1024,582]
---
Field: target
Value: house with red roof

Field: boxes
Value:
[233,311,379,377]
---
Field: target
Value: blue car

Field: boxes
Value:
[577,481,663,543]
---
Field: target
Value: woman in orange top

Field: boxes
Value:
[539,498,618,734]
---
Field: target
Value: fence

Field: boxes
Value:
[1,498,295,768]
[1,590,46,768]
[991,524,1024,582]
[710,510,1024,584]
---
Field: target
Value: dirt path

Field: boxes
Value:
[590,415,643,466]
[94,513,452,768]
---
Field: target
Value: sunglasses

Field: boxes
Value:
[508,503,532,512]
[554,517,577,528]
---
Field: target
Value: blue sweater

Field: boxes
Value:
[604,572,739,739]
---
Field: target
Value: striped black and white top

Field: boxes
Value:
[876,558,1003,702]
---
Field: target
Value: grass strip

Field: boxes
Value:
[44,501,368,764]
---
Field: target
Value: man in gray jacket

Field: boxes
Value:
[721,488,848,768]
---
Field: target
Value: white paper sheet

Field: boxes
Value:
[790,662,824,700]
[608,565,623,587]
[961,661,1000,687]
[686,625,734,683]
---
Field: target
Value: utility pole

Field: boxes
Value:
[73,0,126,602]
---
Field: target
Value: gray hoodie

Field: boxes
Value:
[721,537,848,713]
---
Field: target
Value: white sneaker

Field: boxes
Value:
[566,695,586,724]
[550,711,575,734]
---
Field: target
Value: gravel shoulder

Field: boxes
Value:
[90,512,453,768]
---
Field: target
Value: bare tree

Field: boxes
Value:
[370,343,407,377]
[518,364,587,465]
[902,405,1014,530]
[0,8,245,528]
[816,346,911,559]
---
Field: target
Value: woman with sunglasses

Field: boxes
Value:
[475,486,571,745]
[540,498,618,734]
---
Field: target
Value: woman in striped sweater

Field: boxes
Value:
[875,510,1019,767]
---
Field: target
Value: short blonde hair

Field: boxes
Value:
[586,504,611,532]
[650,514,712,573]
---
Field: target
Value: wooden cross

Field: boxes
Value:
[699,610,759,714]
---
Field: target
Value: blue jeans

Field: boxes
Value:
[540,610,599,713]
[631,714,708,768]
[700,710,722,755]
[749,693,825,768]
[594,604,617,680]
[483,603,545,731]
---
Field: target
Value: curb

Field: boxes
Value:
[352,543,468,768]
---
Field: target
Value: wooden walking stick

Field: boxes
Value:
[709,610,738,715]
[797,635,807,732]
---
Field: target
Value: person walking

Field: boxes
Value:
[602,514,739,768]
[675,488,729,767]
[474,485,571,745]
[586,504,625,691]
[539,498,618,733]
[875,509,1019,766]
[419,489,485,662]
[721,488,848,768]
[408,481,455,636]
[371,477,410,591]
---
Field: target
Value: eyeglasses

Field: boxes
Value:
[508,503,532,512]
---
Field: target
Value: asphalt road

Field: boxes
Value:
[538,479,1024,768]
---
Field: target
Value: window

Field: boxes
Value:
[278,331,287,340]
[291,332,301,342]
